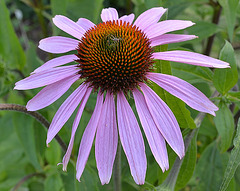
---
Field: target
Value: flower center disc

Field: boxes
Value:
[76,20,153,93]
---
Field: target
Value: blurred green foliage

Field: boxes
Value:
[0,0,240,190]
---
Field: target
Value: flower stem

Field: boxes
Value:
[114,138,122,191]
[0,103,67,152]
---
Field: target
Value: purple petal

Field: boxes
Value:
[53,15,85,39]
[119,13,135,24]
[117,91,147,185]
[14,65,78,90]
[101,7,118,22]
[76,93,104,181]
[61,88,92,171]
[38,36,79,53]
[46,83,89,145]
[147,73,218,115]
[33,54,78,74]
[134,7,167,31]
[153,51,230,68]
[95,92,118,185]
[140,83,185,159]
[133,89,169,172]
[150,34,197,47]
[145,20,195,39]
[76,18,95,31]
[26,74,79,111]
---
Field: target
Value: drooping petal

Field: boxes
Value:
[147,73,218,115]
[117,91,147,185]
[119,13,135,24]
[61,88,92,171]
[101,7,118,22]
[140,83,185,159]
[95,92,118,185]
[38,36,79,53]
[76,18,95,31]
[14,65,78,90]
[134,7,167,31]
[53,15,85,39]
[133,89,169,172]
[46,83,89,145]
[150,34,197,47]
[26,74,79,111]
[153,51,230,68]
[76,93,103,181]
[33,54,78,74]
[145,20,195,39]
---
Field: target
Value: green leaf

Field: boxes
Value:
[44,173,64,191]
[226,91,240,102]
[25,42,43,75]
[172,63,213,84]
[218,0,239,42]
[194,142,229,191]
[152,45,196,129]
[45,138,61,165]
[213,41,238,95]
[187,21,218,40]
[13,113,42,170]
[214,101,234,153]
[175,129,198,190]
[0,0,26,69]
[219,119,240,191]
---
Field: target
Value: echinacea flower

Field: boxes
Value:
[14,7,229,185]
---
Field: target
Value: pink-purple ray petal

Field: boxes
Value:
[53,15,85,39]
[153,51,230,68]
[147,73,218,115]
[145,20,195,39]
[101,7,119,22]
[150,34,197,47]
[38,36,79,53]
[133,89,169,172]
[26,74,79,111]
[46,83,89,145]
[76,93,103,181]
[117,91,147,185]
[33,54,78,74]
[134,7,167,31]
[119,13,135,24]
[76,18,95,31]
[140,83,185,159]
[14,65,78,90]
[95,92,118,185]
[61,88,92,171]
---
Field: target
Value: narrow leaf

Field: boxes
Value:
[214,101,234,152]
[219,119,240,191]
[153,45,196,129]
[194,142,229,191]
[13,113,42,170]
[0,0,26,69]
[219,0,239,42]
[175,129,198,190]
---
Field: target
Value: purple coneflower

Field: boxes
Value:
[14,7,229,185]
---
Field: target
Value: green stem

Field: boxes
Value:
[114,140,122,191]
[0,103,67,152]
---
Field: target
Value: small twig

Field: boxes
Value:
[12,173,45,191]
[0,103,67,152]
[204,0,222,56]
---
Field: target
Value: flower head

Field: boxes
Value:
[14,7,229,185]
